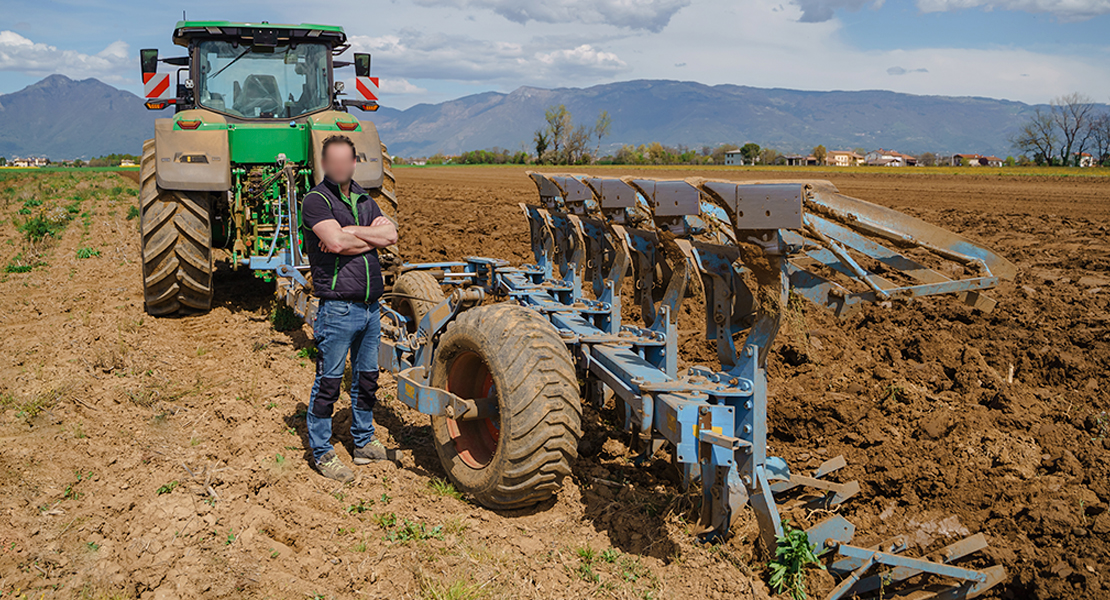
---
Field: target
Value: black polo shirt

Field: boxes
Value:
[301,177,385,303]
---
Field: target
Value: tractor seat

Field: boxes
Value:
[232,74,282,116]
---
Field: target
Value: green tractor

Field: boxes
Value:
[138,20,396,317]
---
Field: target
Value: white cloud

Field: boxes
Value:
[887,66,929,75]
[0,31,131,82]
[915,0,1110,20]
[347,31,630,84]
[380,77,428,95]
[536,45,628,77]
[791,0,876,22]
[410,0,690,32]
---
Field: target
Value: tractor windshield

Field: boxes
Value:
[196,40,330,119]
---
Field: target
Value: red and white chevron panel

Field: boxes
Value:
[143,72,172,99]
[355,76,379,101]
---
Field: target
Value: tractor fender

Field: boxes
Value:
[308,112,384,189]
[153,110,231,192]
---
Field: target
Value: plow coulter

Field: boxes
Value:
[280,171,1016,599]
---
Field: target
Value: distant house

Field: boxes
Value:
[783,155,819,166]
[120,159,136,167]
[1076,152,1095,167]
[724,150,745,166]
[10,157,48,167]
[952,154,1003,167]
[952,153,992,167]
[866,149,916,167]
[825,150,864,167]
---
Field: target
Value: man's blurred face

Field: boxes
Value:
[323,142,357,186]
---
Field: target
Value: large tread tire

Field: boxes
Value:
[371,142,400,288]
[372,141,398,219]
[430,304,582,509]
[139,138,214,316]
[391,270,444,334]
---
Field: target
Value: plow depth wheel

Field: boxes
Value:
[430,304,582,509]
[139,138,214,316]
[391,270,444,334]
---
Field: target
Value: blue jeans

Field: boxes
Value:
[307,299,381,462]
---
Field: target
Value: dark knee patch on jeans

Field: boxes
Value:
[312,377,342,418]
[355,371,379,411]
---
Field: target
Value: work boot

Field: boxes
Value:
[316,450,354,483]
[353,440,388,465]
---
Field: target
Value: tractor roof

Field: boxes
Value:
[172,21,347,47]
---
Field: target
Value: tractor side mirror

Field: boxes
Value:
[354,53,371,77]
[140,49,158,78]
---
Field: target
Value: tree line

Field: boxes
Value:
[1012,93,1110,166]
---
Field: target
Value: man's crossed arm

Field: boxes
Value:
[312,216,397,255]
[343,216,398,248]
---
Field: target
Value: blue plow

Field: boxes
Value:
[278,172,1015,600]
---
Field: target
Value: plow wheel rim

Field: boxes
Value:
[445,350,500,468]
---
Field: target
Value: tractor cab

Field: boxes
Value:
[141,21,378,116]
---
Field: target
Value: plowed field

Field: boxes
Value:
[1,166,1107,600]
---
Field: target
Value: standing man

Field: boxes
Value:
[301,135,398,482]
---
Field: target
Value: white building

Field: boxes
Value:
[866,149,916,167]
[10,157,48,167]
[825,151,864,167]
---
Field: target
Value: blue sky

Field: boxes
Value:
[1,0,1108,109]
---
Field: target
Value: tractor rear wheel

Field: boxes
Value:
[391,270,444,334]
[139,138,215,316]
[430,304,582,508]
[372,142,400,287]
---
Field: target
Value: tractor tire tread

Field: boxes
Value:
[139,138,214,316]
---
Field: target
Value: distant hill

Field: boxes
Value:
[0,75,1093,160]
[0,75,157,159]
[366,80,1066,158]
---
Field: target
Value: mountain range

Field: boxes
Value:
[0,74,1085,160]
[0,75,155,160]
[367,80,1058,158]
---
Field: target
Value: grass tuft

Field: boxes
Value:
[427,477,463,500]
[270,303,300,332]
[767,520,823,600]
